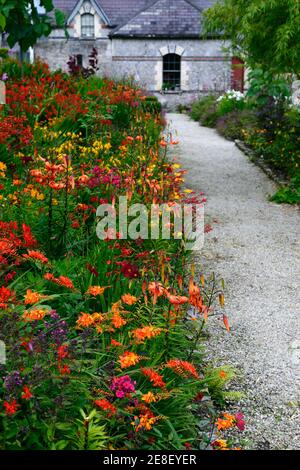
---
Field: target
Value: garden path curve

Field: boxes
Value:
[167,113,300,450]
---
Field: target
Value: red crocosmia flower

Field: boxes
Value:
[22,224,37,247]
[95,398,117,417]
[235,412,245,431]
[184,442,192,450]
[3,399,20,415]
[86,263,99,277]
[57,345,68,360]
[0,286,15,309]
[23,250,48,264]
[58,364,70,375]
[22,386,33,401]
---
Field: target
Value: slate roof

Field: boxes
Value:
[52,0,218,37]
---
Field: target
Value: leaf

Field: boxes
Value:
[41,0,54,12]
[223,314,230,332]
[0,13,6,31]
[55,9,65,27]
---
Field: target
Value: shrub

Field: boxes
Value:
[141,95,162,115]
[216,90,247,115]
[190,95,216,122]
[216,109,257,141]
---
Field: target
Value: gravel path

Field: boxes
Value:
[167,113,300,450]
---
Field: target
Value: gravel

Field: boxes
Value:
[167,113,300,450]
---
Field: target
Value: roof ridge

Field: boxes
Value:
[183,0,202,11]
[111,0,159,33]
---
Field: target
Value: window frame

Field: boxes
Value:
[162,53,181,91]
[81,12,95,38]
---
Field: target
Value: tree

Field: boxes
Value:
[203,0,300,76]
[0,0,65,53]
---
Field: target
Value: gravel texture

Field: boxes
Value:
[167,113,300,450]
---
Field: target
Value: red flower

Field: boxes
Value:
[22,224,37,247]
[118,261,139,279]
[3,399,20,415]
[57,345,68,360]
[21,386,33,401]
[235,412,245,431]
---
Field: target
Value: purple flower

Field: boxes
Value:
[1,73,8,82]
[3,371,23,392]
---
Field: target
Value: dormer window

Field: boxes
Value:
[81,13,95,38]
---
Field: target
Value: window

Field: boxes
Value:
[163,54,181,91]
[76,54,83,67]
[81,13,94,38]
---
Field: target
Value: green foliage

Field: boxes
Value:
[246,69,291,107]
[190,95,216,122]
[54,409,108,450]
[203,0,300,76]
[205,366,237,406]
[142,96,162,115]
[216,109,257,141]
[0,0,66,52]
[270,180,300,204]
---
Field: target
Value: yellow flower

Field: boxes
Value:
[141,392,157,403]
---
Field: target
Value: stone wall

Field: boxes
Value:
[111,38,231,93]
[34,34,113,74]
[34,35,232,108]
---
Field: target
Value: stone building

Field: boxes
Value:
[34,0,244,107]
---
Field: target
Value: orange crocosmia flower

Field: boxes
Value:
[166,359,200,379]
[148,281,165,305]
[86,285,108,296]
[140,368,166,388]
[167,294,189,306]
[131,410,161,432]
[76,312,97,329]
[21,386,33,401]
[24,289,44,305]
[212,439,229,450]
[219,370,228,379]
[56,276,75,290]
[159,140,167,147]
[112,313,127,329]
[95,398,117,416]
[132,326,162,343]
[57,276,72,289]
[141,392,157,403]
[121,294,138,305]
[188,278,202,304]
[111,339,123,347]
[43,273,75,290]
[111,301,122,315]
[23,308,49,321]
[216,412,236,431]
[23,250,48,264]
[78,311,91,328]
[44,272,55,282]
[223,314,230,332]
[119,351,140,369]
